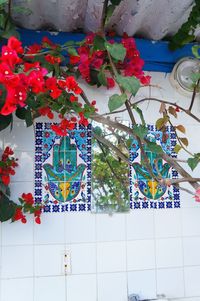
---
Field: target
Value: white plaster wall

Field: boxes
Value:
[1,72,200,301]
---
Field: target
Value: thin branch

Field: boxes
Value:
[133,97,200,123]
[189,79,200,111]
[100,0,109,32]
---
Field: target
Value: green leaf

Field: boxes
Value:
[0,193,17,222]
[108,93,127,112]
[15,107,27,120]
[105,42,126,61]
[105,4,116,24]
[133,106,145,125]
[25,109,33,127]
[67,47,78,56]
[116,74,140,95]
[146,141,163,154]
[97,70,107,86]
[190,72,200,83]
[187,157,200,171]
[110,0,122,5]
[132,125,148,139]
[93,35,106,51]
[156,116,169,130]
[0,0,8,5]
[93,126,103,136]
[0,114,12,131]
[192,45,200,59]
[174,144,182,154]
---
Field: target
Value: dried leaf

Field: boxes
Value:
[176,125,186,134]
[179,137,189,147]
[159,103,166,114]
[168,106,177,118]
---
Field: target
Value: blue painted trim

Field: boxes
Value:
[5,28,199,72]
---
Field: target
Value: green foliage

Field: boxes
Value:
[116,74,140,95]
[192,45,200,58]
[105,42,126,61]
[93,35,106,51]
[169,0,200,50]
[145,141,163,154]
[132,125,148,139]
[187,153,200,170]
[108,93,127,112]
[0,193,17,222]
[0,114,12,131]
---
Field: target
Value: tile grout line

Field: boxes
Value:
[125,213,129,300]
[180,206,186,298]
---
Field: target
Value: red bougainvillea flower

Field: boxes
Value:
[65,76,82,94]
[45,54,61,64]
[107,77,115,89]
[69,55,80,65]
[79,112,89,127]
[22,193,34,206]
[45,77,62,99]
[1,46,22,68]
[38,107,54,119]
[194,188,200,202]
[7,36,23,54]
[51,117,77,136]
[1,175,10,185]
[13,207,27,223]
[26,44,42,55]
[27,69,47,94]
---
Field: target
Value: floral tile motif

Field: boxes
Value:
[130,125,180,210]
[34,122,91,212]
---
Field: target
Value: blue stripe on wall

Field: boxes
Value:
[13,29,197,73]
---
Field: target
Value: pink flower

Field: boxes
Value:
[194,188,200,202]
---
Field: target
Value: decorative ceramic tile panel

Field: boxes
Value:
[130,125,180,210]
[34,122,91,212]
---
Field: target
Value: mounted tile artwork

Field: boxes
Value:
[34,123,180,213]
[130,125,180,210]
[34,122,91,212]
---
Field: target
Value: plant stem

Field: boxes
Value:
[189,79,200,111]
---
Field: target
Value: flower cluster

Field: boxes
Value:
[0,146,18,185]
[0,147,42,224]
[0,36,90,136]
[68,32,151,87]
[13,193,42,224]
